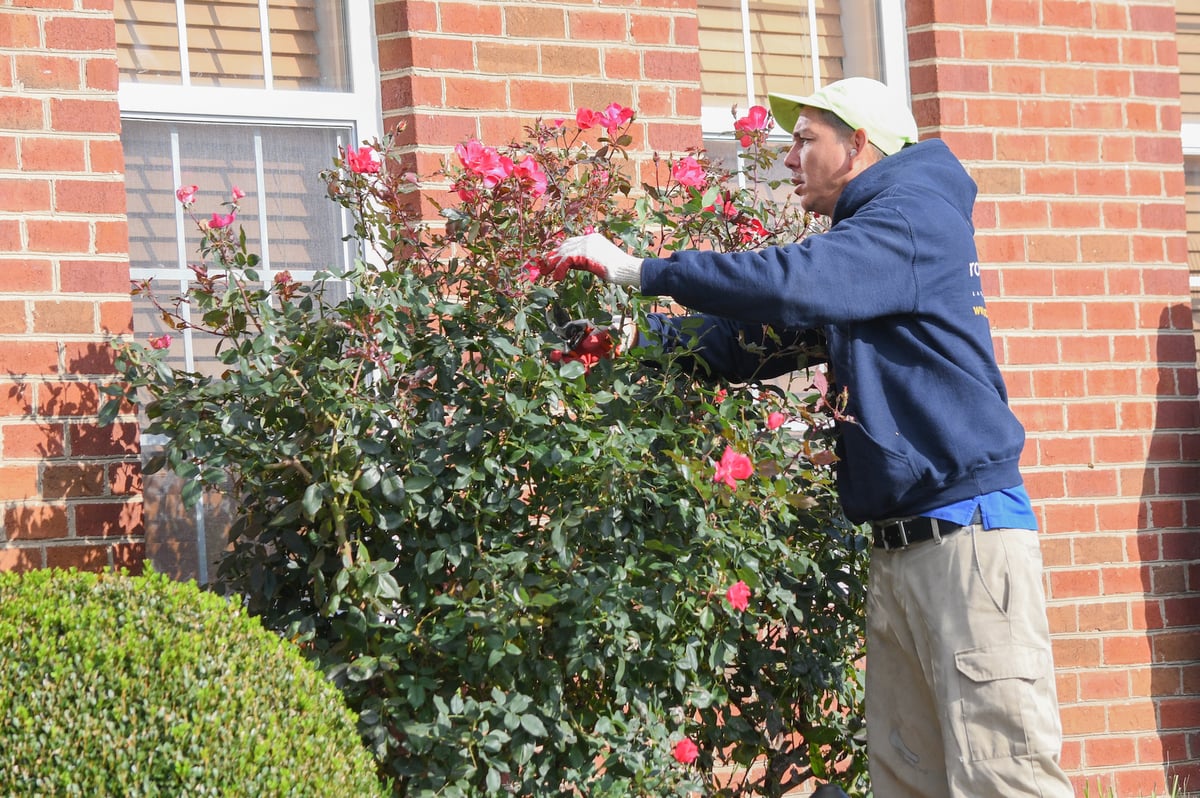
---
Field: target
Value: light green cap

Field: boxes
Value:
[768,77,919,156]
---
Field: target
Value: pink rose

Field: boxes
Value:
[672,737,699,765]
[671,156,706,189]
[766,411,787,430]
[149,334,172,350]
[513,155,548,197]
[209,211,236,229]
[175,184,198,205]
[597,102,634,136]
[346,146,380,175]
[734,104,771,147]
[725,580,751,612]
[454,139,512,189]
[713,446,753,488]
[575,107,601,130]
[739,217,768,244]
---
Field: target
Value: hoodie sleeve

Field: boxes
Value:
[639,312,825,383]
[640,203,920,329]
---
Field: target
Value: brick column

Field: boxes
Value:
[374,0,703,216]
[0,2,143,573]
[907,0,1200,792]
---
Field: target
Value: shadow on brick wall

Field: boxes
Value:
[1136,304,1200,794]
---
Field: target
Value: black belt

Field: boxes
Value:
[871,510,981,551]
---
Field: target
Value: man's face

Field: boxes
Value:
[782,110,855,217]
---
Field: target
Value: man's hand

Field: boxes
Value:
[552,233,643,288]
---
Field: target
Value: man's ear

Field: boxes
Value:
[851,128,870,158]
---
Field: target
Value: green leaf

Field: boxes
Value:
[519,714,547,738]
[301,483,324,518]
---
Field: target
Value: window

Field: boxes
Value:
[118,0,382,581]
[697,0,909,184]
[1178,3,1200,363]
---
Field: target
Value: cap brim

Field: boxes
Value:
[768,91,834,136]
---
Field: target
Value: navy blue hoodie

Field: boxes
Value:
[639,139,1027,524]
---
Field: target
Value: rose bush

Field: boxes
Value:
[104,105,869,796]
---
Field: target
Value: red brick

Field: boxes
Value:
[23,52,86,92]
[603,48,641,82]
[49,98,120,134]
[504,6,565,38]
[88,138,125,173]
[38,380,100,416]
[0,94,44,130]
[4,503,68,541]
[630,13,670,44]
[44,15,116,51]
[375,0,436,34]
[98,299,133,335]
[76,500,142,537]
[44,543,110,572]
[0,176,51,213]
[2,422,65,459]
[42,462,107,499]
[58,259,132,293]
[55,178,127,215]
[1052,636,1102,669]
[0,547,41,573]
[441,2,502,35]
[0,465,38,501]
[0,258,53,293]
[21,135,87,171]
[110,540,146,572]
[568,9,626,41]
[510,79,570,113]
[643,49,698,81]
[1084,735,1137,768]
[444,76,508,111]
[476,41,538,75]
[62,342,116,376]
[0,299,25,333]
[0,341,58,375]
[94,219,129,254]
[109,461,142,496]
[26,218,91,253]
[542,44,601,77]
[69,421,139,457]
[84,55,119,91]
[32,300,95,335]
[0,11,41,48]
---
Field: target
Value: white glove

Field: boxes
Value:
[552,233,643,288]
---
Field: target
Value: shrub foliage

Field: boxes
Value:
[0,568,387,797]
[104,108,870,796]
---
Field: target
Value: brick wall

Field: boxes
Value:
[908,0,1200,793]
[374,0,704,214]
[0,1,142,573]
[4,0,1199,792]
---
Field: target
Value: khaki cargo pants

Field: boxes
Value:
[865,526,1074,798]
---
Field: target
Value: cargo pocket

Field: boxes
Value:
[953,643,1059,763]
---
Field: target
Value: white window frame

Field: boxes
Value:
[700,0,911,141]
[1184,129,1200,295]
[118,0,383,582]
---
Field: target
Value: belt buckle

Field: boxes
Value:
[894,520,910,549]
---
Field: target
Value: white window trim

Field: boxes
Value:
[119,0,382,583]
[119,0,381,144]
[701,0,910,141]
[1182,123,1200,155]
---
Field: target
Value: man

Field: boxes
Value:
[552,77,1073,798]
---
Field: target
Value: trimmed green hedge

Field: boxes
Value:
[0,568,387,797]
